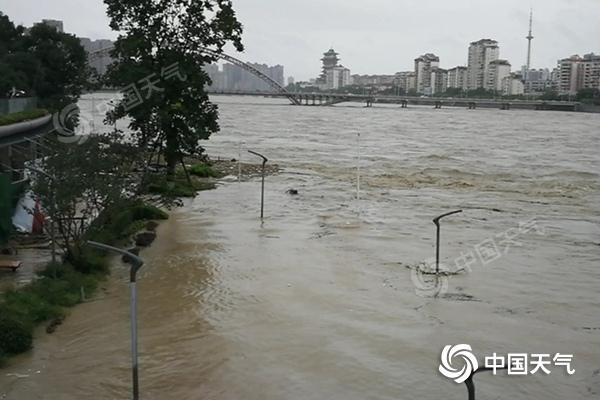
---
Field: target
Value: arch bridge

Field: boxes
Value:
[88,46,301,105]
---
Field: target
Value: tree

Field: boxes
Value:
[443,87,465,97]
[19,24,91,111]
[0,12,24,57]
[104,0,244,176]
[576,88,600,105]
[32,133,140,264]
[0,13,90,111]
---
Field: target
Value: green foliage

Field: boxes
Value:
[86,200,168,246]
[0,174,11,245]
[189,163,218,178]
[0,261,104,359]
[32,132,140,257]
[146,176,198,198]
[438,87,465,97]
[0,313,32,355]
[577,88,600,105]
[129,202,169,220]
[1,288,63,323]
[144,173,217,198]
[68,249,110,274]
[0,13,91,111]
[0,109,48,126]
[104,0,244,175]
[0,198,161,363]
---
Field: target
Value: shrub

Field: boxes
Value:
[147,178,197,197]
[87,201,168,244]
[69,249,109,274]
[189,163,218,178]
[0,313,33,355]
[0,200,167,365]
[129,202,169,220]
[1,289,63,323]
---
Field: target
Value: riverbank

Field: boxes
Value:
[0,201,168,366]
[0,158,280,368]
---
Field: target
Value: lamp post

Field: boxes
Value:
[432,210,463,297]
[86,241,144,400]
[432,210,463,275]
[248,150,268,220]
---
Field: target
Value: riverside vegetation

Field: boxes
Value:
[0,152,222,365]
[1,0,246,366]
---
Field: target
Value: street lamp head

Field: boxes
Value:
[85,240,144,281]
[433,209,463,225]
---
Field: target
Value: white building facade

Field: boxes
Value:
[502,74,525,96]
[486,60,511,92]
[467,39,499,90]
[447,66,468,90]
[414,53,440,94]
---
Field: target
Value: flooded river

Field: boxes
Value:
[1,96,599,399]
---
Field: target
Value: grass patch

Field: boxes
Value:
[189,163,219,178]
[86,200,168,245]
[0,109,49,126]
[0,263,100,357]
[0,200,167,365]
[144,174,215,198]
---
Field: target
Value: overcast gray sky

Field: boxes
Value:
[2,0,599,81]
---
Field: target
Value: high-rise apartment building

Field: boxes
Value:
[557,55,581,95]
[80,38,115,77]
[486,60,511,91]
[430,67,448,95]
[414,53,439,94]
[447,66,468,90]
[580,53,600,91]
[502,73,525,96]
[394,72,416,93]
[467,39,499,90]
[204,63,285,92]
[520,67,555,93]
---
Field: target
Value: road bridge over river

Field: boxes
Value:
[208,90,580,112]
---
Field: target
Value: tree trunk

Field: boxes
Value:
[165,130,178,178]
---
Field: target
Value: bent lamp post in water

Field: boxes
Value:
[464,366,508,400]
[432,209,463,296]
[86,241,144,400]
[248,150,268,220]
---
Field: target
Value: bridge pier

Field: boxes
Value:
[535,102,548,111]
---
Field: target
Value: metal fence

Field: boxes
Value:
[0,97,39,115]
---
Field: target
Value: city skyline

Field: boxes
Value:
[2,0,599,81]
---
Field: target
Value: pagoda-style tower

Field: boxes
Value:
[318,49,340,82]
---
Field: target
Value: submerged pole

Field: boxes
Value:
[248,150,268,219]
[465,367,508,400]
[432,210,463,295]
[238,142,242,182]
[85,241,144,400]
[356,132,361,200]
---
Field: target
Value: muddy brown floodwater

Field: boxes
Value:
[1,95,599,400]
